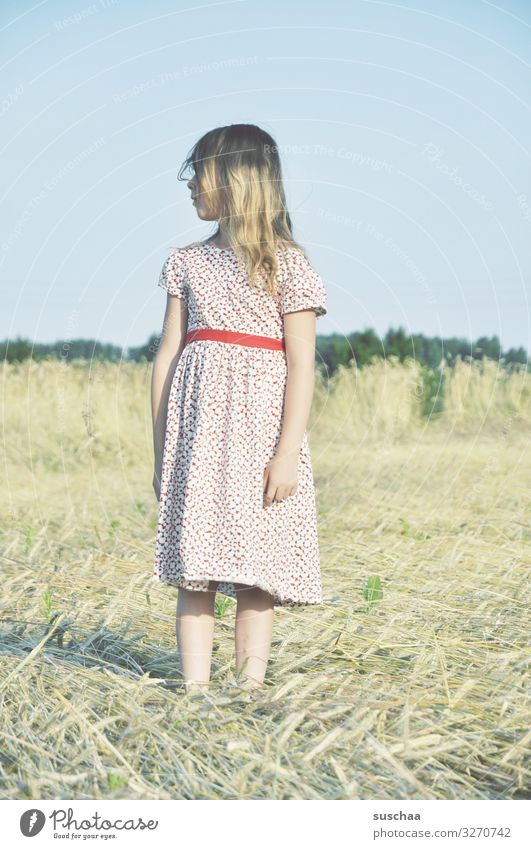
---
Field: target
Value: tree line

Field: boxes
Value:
[1,328,528,374]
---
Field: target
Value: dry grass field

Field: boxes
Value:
[1,356,530,800]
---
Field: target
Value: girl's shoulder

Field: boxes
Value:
[276,241,315,274]
[165,242,207,269]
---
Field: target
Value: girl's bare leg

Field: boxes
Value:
[176,581,217,690]
[234,584,274,687]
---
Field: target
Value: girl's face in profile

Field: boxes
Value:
[187,174,217,221]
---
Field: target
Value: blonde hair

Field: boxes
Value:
[177,124,308,297]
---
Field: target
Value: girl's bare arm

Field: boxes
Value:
[277,309,317,456]
[263,309,317,505]
[151,295,188,488]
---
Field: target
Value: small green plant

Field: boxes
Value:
[24,525,35,553]
[400,517,431,540]
[107,519,120,540]
[107,772,127,791]
[41,590,54,623]
[398,517,411,536]
[363,575,383,604]
[135,501,146,515]
[215,595,233,618]
[418,364,445,418]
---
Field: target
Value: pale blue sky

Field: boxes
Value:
[1,0,530,352]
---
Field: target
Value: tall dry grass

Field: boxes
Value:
[0,357,529,800]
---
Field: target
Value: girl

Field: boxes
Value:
[151,124,327,696]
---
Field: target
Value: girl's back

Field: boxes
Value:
[158,239,326,340]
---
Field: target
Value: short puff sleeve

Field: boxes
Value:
[279,248,327,318]
[158,249,187,299]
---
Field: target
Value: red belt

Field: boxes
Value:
[185,328,285,351]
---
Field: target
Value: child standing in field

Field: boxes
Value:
[150,123,328,695]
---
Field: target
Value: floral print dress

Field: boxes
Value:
[152,240,327,606]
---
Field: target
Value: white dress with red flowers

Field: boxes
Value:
[152,240,327,606]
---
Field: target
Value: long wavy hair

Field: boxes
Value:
[177,124,307,297]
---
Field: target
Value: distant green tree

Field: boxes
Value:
[128,333,161,362]
[349,328,383,368]
[473,336,502,361]
[502,346,528,366]
[384,326,412,361]
[0,336,33,362]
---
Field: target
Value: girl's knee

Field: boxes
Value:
[177,584,216,612]
[235,583,274,607]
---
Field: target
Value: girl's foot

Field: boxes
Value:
[184,679,210,696]
[236,675,264,691]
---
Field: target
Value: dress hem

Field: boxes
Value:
[149,571,323,608]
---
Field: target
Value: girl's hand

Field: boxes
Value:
[152,469,161,501]
[263,451,299,507]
